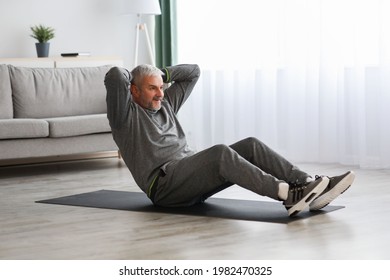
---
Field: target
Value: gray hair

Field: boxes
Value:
[131,64,164,87]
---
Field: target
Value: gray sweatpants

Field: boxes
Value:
[154,137,311,207]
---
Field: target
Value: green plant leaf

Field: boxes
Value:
[30,24,55,43]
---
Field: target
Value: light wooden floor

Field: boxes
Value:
[0,158,389,260]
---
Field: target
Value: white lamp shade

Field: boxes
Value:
[123,0,161,15]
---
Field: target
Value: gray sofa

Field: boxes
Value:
[0,64,118,165]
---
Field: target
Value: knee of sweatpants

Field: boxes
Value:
[209,144,235,162]
[210,144,229,153]
[243,137,271,151]
[243,137,262,146]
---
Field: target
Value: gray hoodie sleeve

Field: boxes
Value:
[104,67,132,130]
[163,64,200,114]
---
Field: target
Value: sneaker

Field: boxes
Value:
[284,176,329,217]
[309,171,355,211]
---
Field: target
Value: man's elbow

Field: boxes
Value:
[191,64,201,79]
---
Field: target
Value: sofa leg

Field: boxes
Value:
[118,151,122,159]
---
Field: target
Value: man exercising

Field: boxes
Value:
[104,64,354,217]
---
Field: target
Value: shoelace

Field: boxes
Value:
[288,175,325,202]
[287,180,306,202]
[290,186,305,202]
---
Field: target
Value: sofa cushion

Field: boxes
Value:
[45,114,111,138]
[0,64,13,119]
[9,65,112,118]
[0,119,49,139]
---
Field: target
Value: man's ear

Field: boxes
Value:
[130,84,139,97]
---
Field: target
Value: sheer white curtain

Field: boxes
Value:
[176,0,390,169]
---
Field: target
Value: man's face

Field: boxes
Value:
[131,75,164,111]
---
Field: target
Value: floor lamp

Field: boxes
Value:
[124,0,161,67]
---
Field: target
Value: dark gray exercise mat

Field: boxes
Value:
[36,190,344,224]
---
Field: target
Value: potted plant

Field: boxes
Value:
[30,24,55,57]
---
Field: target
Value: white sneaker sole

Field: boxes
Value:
[287,177,329,217]
[309,171,355,211]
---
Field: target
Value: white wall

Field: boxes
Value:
[0,0,155,69]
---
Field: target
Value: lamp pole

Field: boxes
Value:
[134,14,156,67]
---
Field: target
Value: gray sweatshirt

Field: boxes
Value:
[106,64,201,194]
